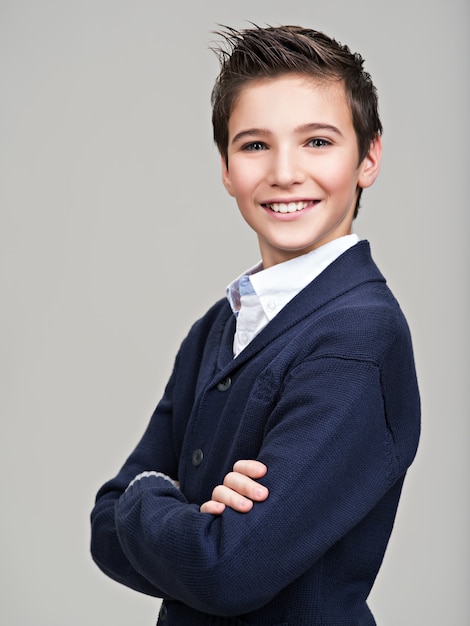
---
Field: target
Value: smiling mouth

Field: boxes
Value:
[264,201,316,214]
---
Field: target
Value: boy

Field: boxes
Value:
[90,25,420,625]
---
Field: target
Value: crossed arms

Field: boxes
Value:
[199,459,269,514]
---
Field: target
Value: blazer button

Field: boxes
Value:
[192,448,204,467]
[158,601,167,622]
[217,376,231,391]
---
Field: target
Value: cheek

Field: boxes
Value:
[317,160,359,193]
[228,166,259,199]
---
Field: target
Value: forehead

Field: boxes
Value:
[228,73,352,134]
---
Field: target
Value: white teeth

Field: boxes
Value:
[268,201,309,213]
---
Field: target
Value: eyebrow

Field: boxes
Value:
[230,122,343,145]
[297,123,343,137]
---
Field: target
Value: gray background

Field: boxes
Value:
[1,0,468,624]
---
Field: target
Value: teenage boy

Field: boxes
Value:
[91,25,420,626]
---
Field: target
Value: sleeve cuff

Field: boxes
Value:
[126,471,179,492]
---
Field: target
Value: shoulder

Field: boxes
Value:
[292,277,414,368]
[316,241,413,360]
[187,297,231,335]
[176,297,232,355]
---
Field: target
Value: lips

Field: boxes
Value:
[264,201,316,213]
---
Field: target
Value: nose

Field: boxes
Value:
[266,147,305,188]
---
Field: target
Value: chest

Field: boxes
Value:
[173,314,306,504]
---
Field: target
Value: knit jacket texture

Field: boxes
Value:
[90,241,420,625]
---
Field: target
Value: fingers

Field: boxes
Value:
[232,459,268,479]
[200,484,251,515]
[223,471,269,503]
[200,500,226,514]
[199,460,269,515]
[218,484,255,511]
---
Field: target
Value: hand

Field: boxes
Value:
[200,460,268,514]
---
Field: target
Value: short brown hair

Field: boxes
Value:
[211,25,383,214]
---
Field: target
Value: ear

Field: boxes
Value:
[220,154,235,197]
[357,136,382,189]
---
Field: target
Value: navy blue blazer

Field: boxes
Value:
[91,241,420,625]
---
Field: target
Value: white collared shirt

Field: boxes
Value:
[226,234,360,357]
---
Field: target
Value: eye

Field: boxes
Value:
[307,138,332,148]
[242,141,267,151]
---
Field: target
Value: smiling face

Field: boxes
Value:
[221,74,382,268]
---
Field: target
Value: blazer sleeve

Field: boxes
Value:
[90,356,181,599]
[110,327,420,615]
[90,301,230,597]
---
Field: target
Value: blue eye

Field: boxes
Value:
[243,141,266,151]
[308,138,331,148]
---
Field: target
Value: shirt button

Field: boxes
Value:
[217,376,232,391]
[267,300,277,312]
[192,449,204,467]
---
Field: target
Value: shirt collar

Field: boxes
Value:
[227,234,360,319]
[226,261,263,314]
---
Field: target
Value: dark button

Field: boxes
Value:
[192,448,204,467]
[217,376,232,391]
[158,601,167,622]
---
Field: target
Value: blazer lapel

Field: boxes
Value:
[214,241,385,379]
